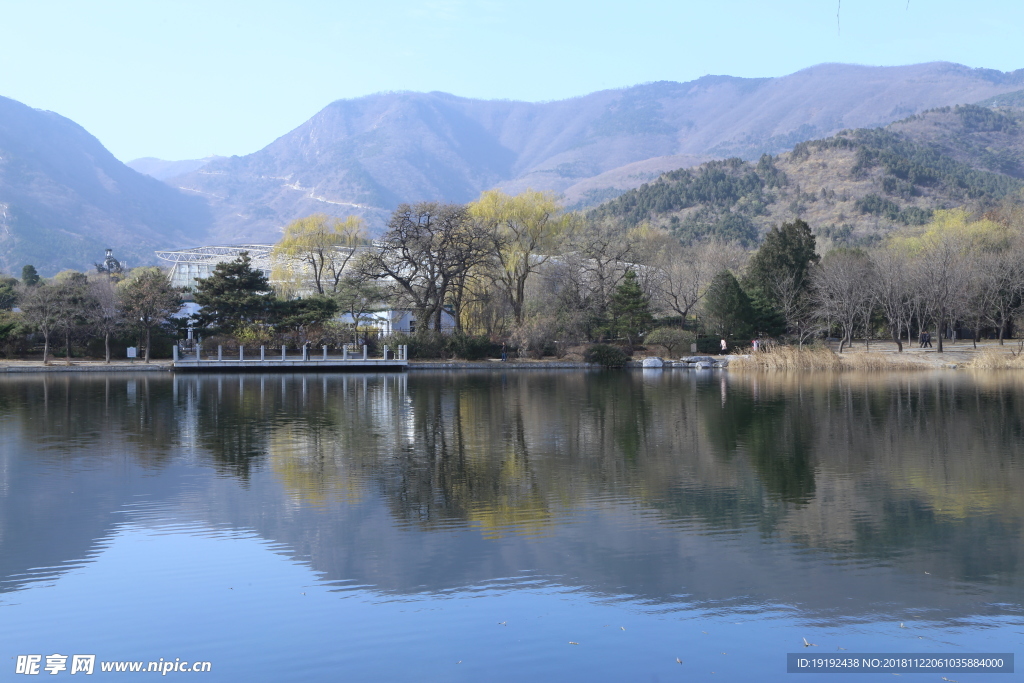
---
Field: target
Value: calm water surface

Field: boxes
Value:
[0,370,1021,681]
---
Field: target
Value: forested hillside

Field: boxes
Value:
[590,105,1024,247]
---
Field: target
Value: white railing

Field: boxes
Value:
[173,344,407,363]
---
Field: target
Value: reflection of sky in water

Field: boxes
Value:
[0,371,1022,681]
[4,518,1018,683]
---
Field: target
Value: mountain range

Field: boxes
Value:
[156,62,1024,245]
[4,61,1024,273]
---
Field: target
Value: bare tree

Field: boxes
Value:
[52,272,95,365]
[89,273,123,363]
[812,249,874,352]
[871,247,915,352]
[119,267,182,363]
[20,282,61,364]
[649,239,745,326]
[358,203,486,334]
[766,269,822,347]
[571,220,635,322]
[332,275,383,344]
[916,231,972,353]
[978,246,1024,344]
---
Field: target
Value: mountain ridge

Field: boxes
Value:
[164,62,1024,243]
[0,96,213,275]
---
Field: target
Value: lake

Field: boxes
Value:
[0,370,1021,681]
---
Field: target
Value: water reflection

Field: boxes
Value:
[0,370,1022,620]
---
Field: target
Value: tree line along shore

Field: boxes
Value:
[4,188,1024,368]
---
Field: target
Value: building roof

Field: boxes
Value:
[155,245,274,264]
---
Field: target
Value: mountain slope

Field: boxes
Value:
[128,156,224,181]
[0,96,213,274]
[168,62,1024,243]
[589,106,1024,247]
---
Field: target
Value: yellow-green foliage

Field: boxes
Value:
[468,189,578,323]
[888,208,1011,254]
[234,321,275,345]
[272,214,367,296]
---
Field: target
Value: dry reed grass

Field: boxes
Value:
[731,345,927,372]
[968,349,1024,370]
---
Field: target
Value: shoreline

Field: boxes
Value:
[0,360,172,373]
[0,341,1020,373]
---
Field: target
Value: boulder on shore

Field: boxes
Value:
[642,357,664,368]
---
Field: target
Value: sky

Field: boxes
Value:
[1,0,1022,162]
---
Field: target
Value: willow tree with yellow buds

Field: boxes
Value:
[469,190,577,325]
[273,214,368,296]
[886,209,1009,352]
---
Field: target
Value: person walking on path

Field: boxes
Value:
[923,332,933,348]
[501,343,507,362]
[720,338,728,354]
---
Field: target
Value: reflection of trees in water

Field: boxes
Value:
[239,370,1024,579]
[379,373,552,535]
[178,374,409,488]
[719,373,1024,582]
[3,371,1022,585]
[185,375,280,481]
[699,382,816,505]
[0,375,178,467]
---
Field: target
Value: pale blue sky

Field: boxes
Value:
[1,0,1021,162]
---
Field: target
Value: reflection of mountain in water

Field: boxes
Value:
[0,375,195,593]
[1,371,1022,621]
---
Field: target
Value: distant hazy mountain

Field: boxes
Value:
[0,96,212,275]
[167,62,1024,243]
[127,155,224,181]
[589,105,1024,247]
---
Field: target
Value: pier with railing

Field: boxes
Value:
[172,343,408,371]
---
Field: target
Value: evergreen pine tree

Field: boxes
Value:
[21,265,40,287]
[744,219,819,303]
[703,270,753,339]
[609,269,653,347]
[193,252,277,332]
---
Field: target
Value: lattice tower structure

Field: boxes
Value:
[156,245,274,290]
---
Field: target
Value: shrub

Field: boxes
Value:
[446,333,494,360]
[644,327,694,357]
[384,332,444,359]
[584,344,630,368]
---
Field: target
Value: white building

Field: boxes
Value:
[339,309,457,335]
[156,244,459,335]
